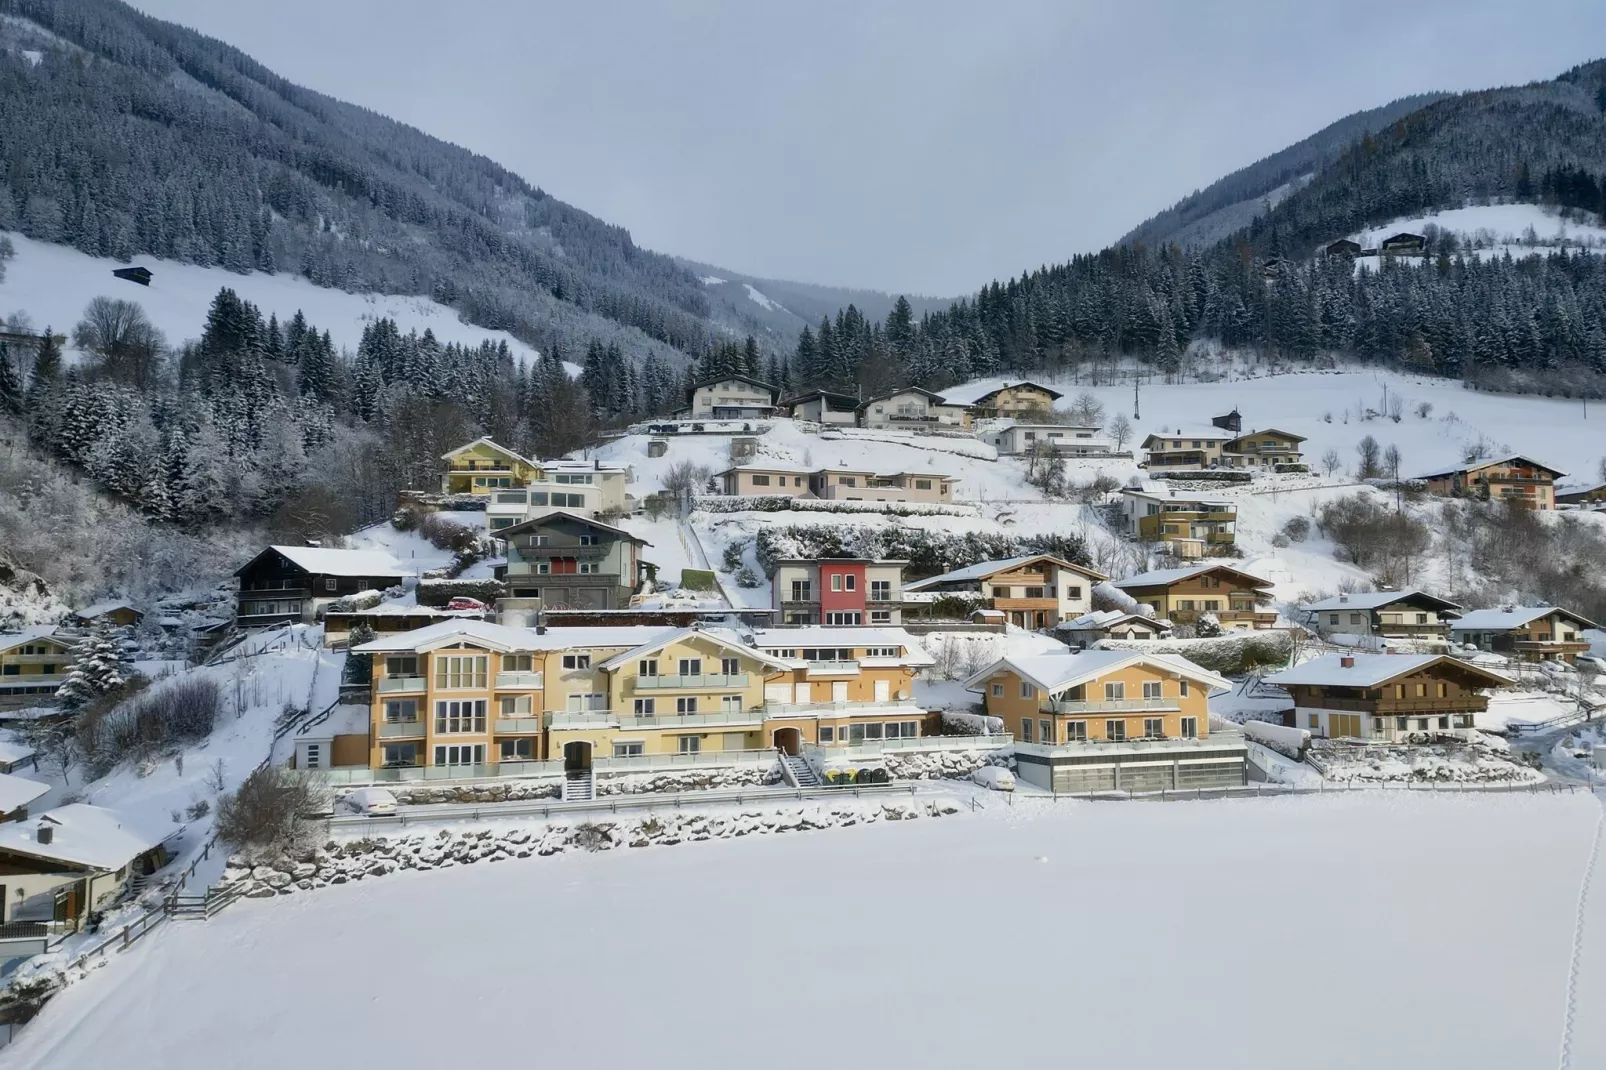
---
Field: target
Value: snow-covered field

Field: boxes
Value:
[1349,202,1606,256]
[0,233,578,373]
[8,791,1603,1069]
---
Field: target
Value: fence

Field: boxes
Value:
[1018,778,1591,804]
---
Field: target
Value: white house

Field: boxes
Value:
[983,422,1112,456]
[784,390,859,426]
[684,376,779,420]
[856,388,970,430]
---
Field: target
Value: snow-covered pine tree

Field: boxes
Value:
[55,630,132,709]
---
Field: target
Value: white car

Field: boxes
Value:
[971,766,1016,792]
[1575,654,1606,673]
[344,787,398,816]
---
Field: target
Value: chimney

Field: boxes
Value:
[1338,594,1348,603]
[36,824,53,845]
[536,624,547,635]
[1340,656,1355,668]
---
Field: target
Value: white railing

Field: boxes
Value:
[1014,727,1243,759]
[378,720,425,738]
[624,710,764,728]
[493,717,543,734]
[805,660,859,675]
[377,676,427,694]
[593,748,778,773]
[764,700,927,718]
[634,673,750,690]
[546,711,619,728]
[819,734,1013,758]
[495,671,544,689]
[1048,696,1178,714]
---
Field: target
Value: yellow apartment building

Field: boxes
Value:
[0,629,75,710]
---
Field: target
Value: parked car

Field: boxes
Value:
[971,766,1015,792]
[344,787,398,816]
[445,596,488,611]
[1575,654,1606,673]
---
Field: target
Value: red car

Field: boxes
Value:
[445,597,488,612]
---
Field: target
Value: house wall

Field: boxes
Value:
[1221,432,1304,468]
[793,398,857,425]
[692,380,774,417]
[1120,573,1273,628]
[975,386,1057,418]
[367,644,550,770]
[1143,435,1226,468]
[819,562,867,622]
[0,637,74,709]
[980,664,1211,743]
[722,470,812,496]
[443,442,539,494]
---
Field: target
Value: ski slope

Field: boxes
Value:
[7,791,1602,1070]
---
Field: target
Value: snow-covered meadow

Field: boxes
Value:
[6,790,1602,1070]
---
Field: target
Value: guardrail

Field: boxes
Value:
[624,710,764,729]
[1048,697,1179,714]
[635,673,750,690]
[377,676,428,694]
[821,733,1013,757]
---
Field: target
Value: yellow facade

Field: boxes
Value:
[441,440,541,495]
[979,662,1212,744]
[0,634,75,709]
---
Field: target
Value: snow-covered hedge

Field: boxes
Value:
[387,781,560,806]
[596,765,781,795]
[883,749,1011,781]
[694,496,977,518]
[754,525,1089,579]
[328,589,384,613]
[941,710,1004,736]
[1100,631,1293,674]
[1239,719,1309,760]
[415,578,507,607]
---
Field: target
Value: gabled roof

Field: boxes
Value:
[855,386,964,411]
[714,462,819,477]
[1225,427,1307,445]
[0,804,172,871]
[496,510,649,545]
[72,600,140,620]
[1557,480,1606,498]
[1054,610,1168,632]
[1413,454,1566,482]
[1300,590,1462,614]
[749,627,935,666]
[439,436,535,467]
[596,626,795,672]
[782,390,860,409]
[1140,428,1233,446]
[904,554,1107,591]
[354,621,683,654]
[938,379,1065,407]
[686,374,779,402]
[0,772,50,813]
[1112,563,1272,591]
[239,546,409,579]
[1450,606,1601,632]
[1266,653,1513,690]
[1120,487,1234,508]
[0,627,69,654]
[962,649,1229,696]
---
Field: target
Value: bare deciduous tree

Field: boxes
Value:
[1107,413,1133,450]
[1065,391,1106,428]
[217,766,330,857]
[73,297,166,391]
[1320,449,1342,478]
[1355,435,1383,480]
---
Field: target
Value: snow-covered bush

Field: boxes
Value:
[735,567,760,588]
[1195,613,1222,638]
[416,578,506,607]
[754,525,1089,579]
[694,496,976,518]
[1239,719,1309,760]
[217,765,330,858]
[328,589,383,613]
[78,677,223,776]
[1101,631,1292,674]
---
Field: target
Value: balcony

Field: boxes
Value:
[1016,725,1244,758]
[494,716,544,734]
[545,711,619,729]
[377,676,428,695]
[495,671,544,689]
[634,673,749,690]
[379,720,425,739]
[1047,696,1180,715]
[805,660,859,675]
[766,699,924,718]
[1307,695,1490,714]
[624,709,763,728]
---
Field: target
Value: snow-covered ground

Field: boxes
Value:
[1349,202,1606,257]
[8,791,1603,1069]
[0,233,578,374]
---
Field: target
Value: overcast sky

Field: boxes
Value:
[133,0,1606,296]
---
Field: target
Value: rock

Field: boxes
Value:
[250,866,278,882]
[292,863,316,879]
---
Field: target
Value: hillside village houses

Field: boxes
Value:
[1139,425,1306,470]
[0,804,176,931]
[1556,479,1606,506]
[782,390,859,426]
[1111,564,1278,630]
[965,649,1243,792]
[1266,653,1514,741]
[1300,590,1463,641]
[497,512,653,610]
[1449,606,1599,663]
[66,601,143,629]
[233,546,410,629]
[855,387,971,429]
[681,375,781,420]
[715,464,956,503]
[982,421,1114,457]
[1414,454,1565,510]
[1055,610,1170,648]
[904,554,1105,629]
[1119,487,1238,555]
[439,437,631,531]
[770,559,907,626]
[0,628,75,710]
[936,379,1063,419]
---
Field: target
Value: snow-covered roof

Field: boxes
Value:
[1300,590,1462,613]
[985,420,1103,434]
[73,600,139,620]
[1120,487,1234,507]
[1557,480,1606,497]
[355,620,682,654]
[265,546,409,578]
[937,379,1064,406]
[1141,427,1232,443]
[1055,610,1166,631]
[963,649,1229,696]
[439,436,535,467]
[0,740,37,766]
[0,804,172,871]
[904,554,1104,591]
[0,772,50,812]
[0,627,67,654]
[716,462,819,476]
[749,627,933,665]
[1412,453,1566,481]
[1450,607,1600,631]
[1112,564,1271,590]
[1266,653,1512,689]
[596,627,795,672]
[497,510,648,544]
[343,603,486,618]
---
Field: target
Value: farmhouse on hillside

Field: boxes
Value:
[1448,606,1598,664]
[1299,590,1463,641]
[1266,653,1513,741]
[1111,564,1277,630]
[683,375,779,420]
[855,387,970,429]
[1413,454,1565,510]
[233,546,409,629]
[938,380,1063,420]
[904,554,1105,629]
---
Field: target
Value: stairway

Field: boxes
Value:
[783,754,821,788]
[563,771,595,802]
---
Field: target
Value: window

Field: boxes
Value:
[870,610,892,624]
[830,574,844,592]
[1180,680,1189,697]
[383,699,417,723]
[721,695,743,712]
[435,700,486,734]
[1024,587,1045,599]
[1309,713,1320,729]
[678,736,701,753]
[751,474,771,486]
[578,535,599,546]
[613,742,643,757]
[865,647,899,658]
[500,738,533,761]
[434,656,487,690]
[324,577,338,592]
[1020,681,1035,699]
[1142,681,1162,699]
[1437,716,1450,731]
[434,744,485,766]
[1394,684,1405,699]
[499,695,532,716]
[567,693,607,712]
[502,654,533,672]
[385,655,419,677]
[634,698,656,715]
[819,726,835,743]
[1106,720,1127,742]
[824,611,862,626]
[990,682,1004,697]
[1396,716,1409,731]
[1179,600,1196,611]
[1066,585,1082,600]
[1436,682,1447,698]
[1329,614,1339,625]
[1180,716,1198,739]
[1038,719,1054,744]
[721,657,741,676]
[1414,683,1427,697]
[638,658,659,677]
[578,563,599,575]
[1350,613,1364,626]
[303,743,321,769]
[1020,718,1034,743]
[789,581,812,601]
[678,658,703,677]
[381,743,418,767]
[991,586,1009,598]
[1143,718,1164,738]
[870,580,891,601]
[914,479,932,490]
[562,654,591,670]
[676,697,699,714]
[1203,600,1220,611]
[1104,682,1125,701]
[1065,720,1087,742]
[1416,613,1429,624]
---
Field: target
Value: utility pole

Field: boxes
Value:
[1133,377,1140,421]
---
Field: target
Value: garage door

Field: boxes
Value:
[1053,767,1116,793]
[1177,761,1245,789]
[1120,763,1174,793]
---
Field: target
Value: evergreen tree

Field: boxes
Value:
[56,630,131,709]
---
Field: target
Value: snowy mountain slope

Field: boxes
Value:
[1342,202,1606,274]
[0,234,577,374]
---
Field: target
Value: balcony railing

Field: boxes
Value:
[1047,696,1179,714]
[1301,696,1490,714]
[377,676,428,695]
[765,699,922,716]
[634,673,749,690]
[379,720,425,739]
[545,711,619,728]
[805,660,859,675]
[512,542,609,557]
[494,716,544,734]
[809,733,1012,759]
[495,671,544,689]
[624,709,763,728]
[1015,726,1243,758]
